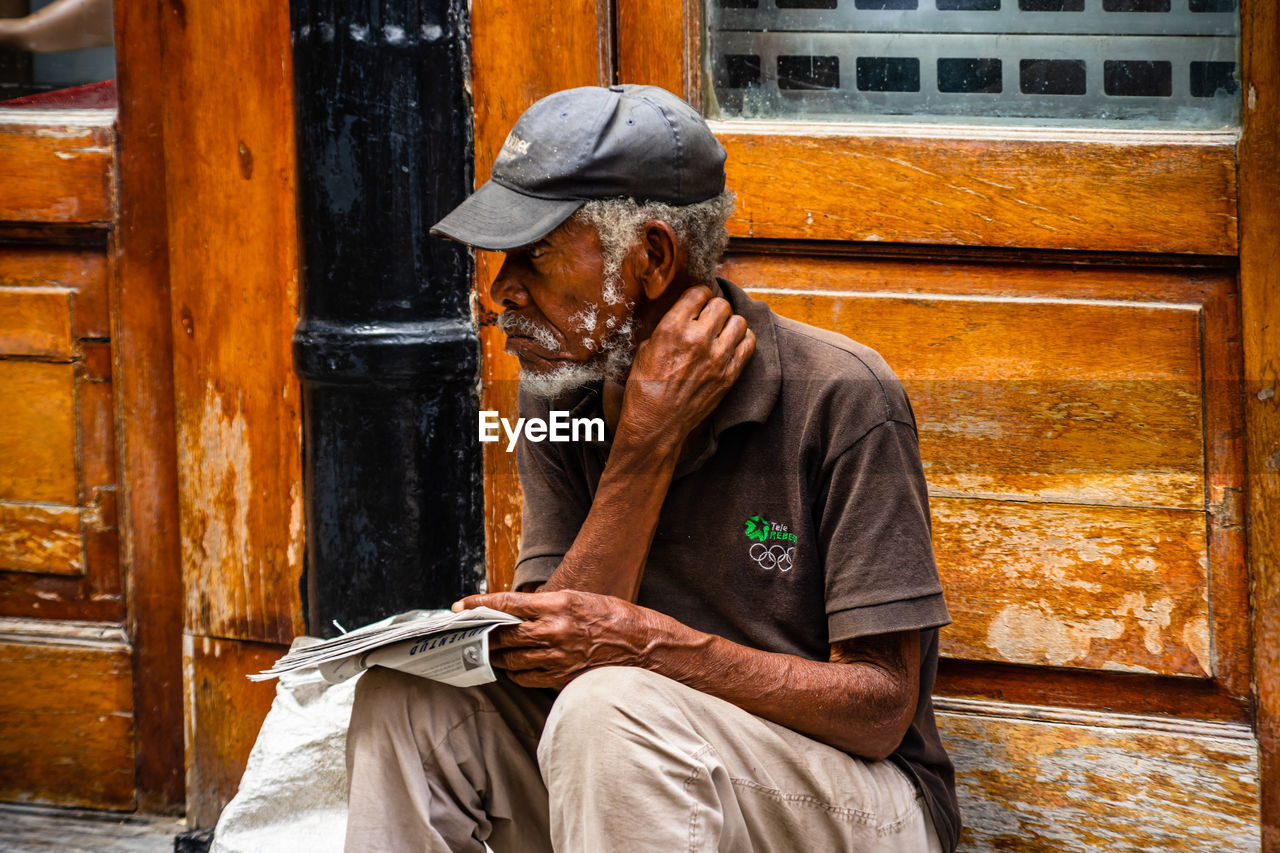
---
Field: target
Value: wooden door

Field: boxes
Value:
[0,106,138,809]
[472,1,1280,849]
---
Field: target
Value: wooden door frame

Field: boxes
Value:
[1239,2,1280,848]
[111,0,185,812]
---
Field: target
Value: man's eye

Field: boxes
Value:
[527,245,547,260]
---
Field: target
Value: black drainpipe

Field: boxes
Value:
[289,0,482,636]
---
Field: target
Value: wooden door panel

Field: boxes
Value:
[0,503,82,575]
[0,246,111,340]
[938,699,1259,852]
[724,251,1248,705]
[934,500,1210,677]
[0,117,114,225]
[761,290,1204,508]
[0,287,73,358]
[718,131,1237,254]
[0,630,136,809]
[0,360,79,505]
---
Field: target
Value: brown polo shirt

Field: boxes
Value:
[513,279,961,852]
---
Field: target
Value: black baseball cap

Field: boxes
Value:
[431,84,727,251]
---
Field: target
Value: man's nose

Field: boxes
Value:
[489,255,529,309]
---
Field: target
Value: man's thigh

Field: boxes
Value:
[539,666,939,853]
[345,667,556,853]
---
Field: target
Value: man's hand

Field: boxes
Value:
[454,590,683,690]
[618,286,756,454]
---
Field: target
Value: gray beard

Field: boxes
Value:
[518,317,637,400]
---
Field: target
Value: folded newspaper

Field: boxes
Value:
[248,606,522,688]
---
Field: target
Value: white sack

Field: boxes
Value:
[212,636,359,853]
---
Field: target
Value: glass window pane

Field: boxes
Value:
[706,0,1239,127]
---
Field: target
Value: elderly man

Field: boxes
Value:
[344,84,960,853]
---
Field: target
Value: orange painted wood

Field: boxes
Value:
[77,375,116,505]
[757,289,1205,509]
[114,0,186,807]
[0,116,115,225]
[0,361,78,505]
[0,246,110,340]
[719,130,1237,255]
[1201,279,1253,705]
[471,0,611,192]
[719,249,1231,305]
[0,287,72,358]
[938,702,1259,852]
[0,503,82,575]
[934,499,1210,678]
[1239,0,1280,848]
[160,0,304,644]
[0,635,135,809]
[616,0,698,99]
[471,0,611,592]
[182,635,286,828]
[936,660,1249,724]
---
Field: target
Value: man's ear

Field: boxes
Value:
[637,220,684,301]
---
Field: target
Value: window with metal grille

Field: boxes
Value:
[706,0,1239,126]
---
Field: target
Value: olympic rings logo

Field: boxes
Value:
[749,543,795,572]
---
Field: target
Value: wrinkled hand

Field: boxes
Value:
[452,590,670,689]
[619,287,755,453]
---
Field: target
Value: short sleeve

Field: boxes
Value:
[510,417,592,591]
[821,419,950,642]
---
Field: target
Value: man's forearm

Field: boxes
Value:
[637,613,919,760]
[540,434,680,600]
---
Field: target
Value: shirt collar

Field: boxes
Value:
[708,277,782,435]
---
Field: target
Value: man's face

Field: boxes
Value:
[489,217,639,397]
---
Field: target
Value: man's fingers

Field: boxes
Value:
[452,590,546,617]
[659,285,713,325]
[692,295,733,332]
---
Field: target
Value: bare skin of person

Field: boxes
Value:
[0,0,113,53]
[455,215,920,762]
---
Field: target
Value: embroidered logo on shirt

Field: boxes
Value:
[743,515,796,572]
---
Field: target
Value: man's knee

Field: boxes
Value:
[538,666,686,768]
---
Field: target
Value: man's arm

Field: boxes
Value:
[532,286,754,600]
[456,589,920,761]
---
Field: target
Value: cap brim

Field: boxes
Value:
[430,180,585,251]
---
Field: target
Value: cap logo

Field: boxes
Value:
[498,133,531,163]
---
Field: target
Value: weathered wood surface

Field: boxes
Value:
[0,287,72,358]
[114,0,186,809]
[718,130,1237,255]
[616,0,700,100]
[0,361,78,505]
[471,0,611,593]
[0,503,82,576]
[0,629,135,810]
[160,0,304,644]
[937,659,1250,724]
[757,289,1204,509]
[182,635,287,829]
[939,699,1260,852]
[933,499,1209,677]
[718,248,1232,304]
[1239,0,1280,847]
[0,114,114,225]
[0,246,109,339]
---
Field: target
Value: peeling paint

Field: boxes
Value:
[180,383,252,633]
[987,603,1123,667]
[1182,615,1212,675]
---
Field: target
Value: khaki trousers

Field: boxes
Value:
[345,665,942,853]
